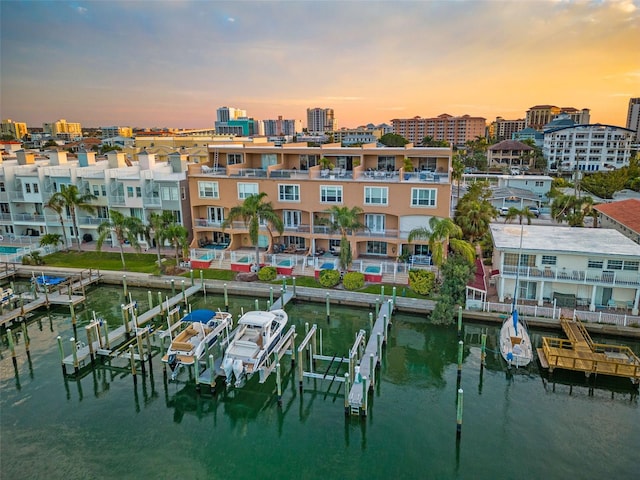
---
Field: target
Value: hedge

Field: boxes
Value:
[408,269,436,296]
[343,271,365,290]
[319,269,341,287]
[258,266,277,281]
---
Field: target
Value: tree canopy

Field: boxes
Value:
[379,133,409,147]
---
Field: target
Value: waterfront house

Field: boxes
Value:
[490,224,640,315]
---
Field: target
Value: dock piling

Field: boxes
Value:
[457,340,463,385]
[255,299,259,311]
[361,375,368,415]
[86,326,95,365]
[170,279,175,296]
[224,283,229,312]
[57,336,66,375]
[292,277,296,297]
[21,321,30,356]
[276,363,282,406]
[376,333,382,366]
[208,354,216,394]
[129,345,137,384]
[325,293,330,322]
[380,285,385,305]
[70,337,79,375]
[270,287,274,307]
[190,269,194,287]
[369,312,373,333]
[369,353,375,391]
[7,328,17,368]
[480,333,487,371]
[456,388,464,439]
[457,306,462,338]
[392,286,397,311]
[375,297,380,316]
[122,275,127,298]
[344,373,350,415]
[147,291,153,310]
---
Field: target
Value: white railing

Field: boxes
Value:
[501,265,640,287]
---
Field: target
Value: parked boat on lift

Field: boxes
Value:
[162,309,233,380]
[500,309,533,367]
[222,309,288,388]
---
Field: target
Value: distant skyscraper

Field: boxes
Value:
[42,119,82,140]
[306,108,335,133]
[525,105,590,131]
[216,106,246,123]
[262,116,300,136]
[626,97,640,143]
[0,119,28,140]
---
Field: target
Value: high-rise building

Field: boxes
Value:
[43,119,82,140]
[0,119,28,140]
[525,105,590,131]
[488,117,526,141]
[306,108,335,133]
[101,126,133,138]
[262,116,301,136]
[216,106,246,123]
[391,114,486,146]
[626,97,640,143]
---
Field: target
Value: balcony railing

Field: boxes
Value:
[142,196,162,207]
[13,213,46,223]
[78,216,108,226]
[501,265,640,287]
[195,218,224,228]
[109,195,126,205]
[355,229,399,238]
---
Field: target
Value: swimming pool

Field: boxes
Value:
[237,256,250,263]
[197,252,215,261]
[320,262,335,270]
[277,259,293,267]
[364,265,381,274]
[0,246,21,254]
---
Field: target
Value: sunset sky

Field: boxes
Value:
[1,0,638,130]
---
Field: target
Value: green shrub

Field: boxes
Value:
[258,266,277,281]
[319,269,340,287]
[408,269,436,296]
[343,271,364,290]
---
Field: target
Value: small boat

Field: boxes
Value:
[1,287,14,306]
[500,309,533,367]
[35,275,66,287]
[162,309,233,380]
[222,309,288,388]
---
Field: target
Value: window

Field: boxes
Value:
[411,188,436,207]
[377,156,396,171]
[300,154,319,170]
[25,184,31,194]
[101,185,107,196]
[607,260,623,270]
[161,186,179,201]
[208,207,224,224]
[283,210,301,228]
[587,258,604,269]
[227,153,243,165]
[320,185,342,203]
[238,182,258,200]
[624,261,639,271]
[198,181,219,199]
[504,253,535,267]
[93,185,100,196]
[541,255,556,266]
[0,182,4,192]
[135,187,141,197]
[364,186,388,205]
[607,259,639,271]
[127,186,134,198]
[33,184,39,193]
[366,241,388,255]
[278,184,300,202]
[365,214,385,232]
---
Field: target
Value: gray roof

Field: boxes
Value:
[490,224,640,257]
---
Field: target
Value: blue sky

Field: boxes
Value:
[1,0,638,129]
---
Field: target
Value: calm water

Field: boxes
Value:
[1,284,639,479]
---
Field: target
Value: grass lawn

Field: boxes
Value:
[181,269,237,281]
[43,251,162,273]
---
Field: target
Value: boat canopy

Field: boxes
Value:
[182,309,217,324]
[239,310,283,327]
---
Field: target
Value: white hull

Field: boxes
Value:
[499,311,533,368]
[222,309,288,387]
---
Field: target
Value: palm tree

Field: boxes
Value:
[147,211,175,270]
[451,154,465,201]
[96,210,144,270]
[323,205,365,271]
[504,207,534,225]
[221,192,284,270]
[455,199,495,243]
[408,217,475,272]
[39,233,63,251]
[49,184,97,251]
[44,195,69,251]
[165,223,189,266]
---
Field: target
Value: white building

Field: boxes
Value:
[491,224,640,315]
[332,127,382,145]
[543,124,635,172]
[464,173,553,205]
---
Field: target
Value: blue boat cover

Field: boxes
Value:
[36,275,66,286]
[182,309,216,324]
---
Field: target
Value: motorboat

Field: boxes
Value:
[222,309,288,388]
[163,309,233,380]
[1,287,14,306]
[499,309,533,367]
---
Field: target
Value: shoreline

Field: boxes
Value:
[14,265,640,340]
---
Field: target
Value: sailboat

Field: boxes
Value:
[499,225,533,368]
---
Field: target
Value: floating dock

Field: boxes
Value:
[537,317,640,384]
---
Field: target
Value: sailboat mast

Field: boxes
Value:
[512,224,525,313]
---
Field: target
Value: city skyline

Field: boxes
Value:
[1,0,638,129]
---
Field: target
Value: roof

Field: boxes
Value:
[492,186,540,202]
[488,140,533,151]
[490,224,640,257]
[594,199,640,233]
[467,257,487,293]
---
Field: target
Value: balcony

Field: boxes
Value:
[501,265,640,287]
[142,195,162,207]
[355,229,399,239]
[13,213,46,223]
[109,195,126,205]
[194,218,224,228]
[78,216,108,226]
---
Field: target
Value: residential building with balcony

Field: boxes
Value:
[307,108,336,133]
[0,148,191,248]
[391,114,486,146]
[102,126,133,138]
[43,119,82,140]
[487,140,534,170]
[543,124,635,172]
[490,224,640,315]
[626,97,640,144]
[262,116,301,136]
[188,142,453,261]
[332,127,383,146]
[462,173,552,209]
[488,117,526,141]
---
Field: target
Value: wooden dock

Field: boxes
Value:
[62,284,202,367]
[538,317,640,383]
[0,270,101,328]
[347,299,393,415]
[0,263,17,281]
